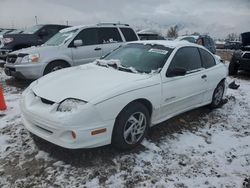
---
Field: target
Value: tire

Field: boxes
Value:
[210,81,225,108]
[228,57,238,75]
[112,102,150,150]
[43,61,69,75]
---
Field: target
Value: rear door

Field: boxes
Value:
[160,47,208,118]
[71,28,102,66]
[98,27,124,57]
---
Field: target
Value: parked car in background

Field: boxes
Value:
[0,29,15,48]
[215,40,226,49]
[137,30,165,40]
[229,32,250,75]
[20,40,227,150]
[224,41,242,50]
[4,23,139,79]
[176,35,216,54]
[0,24,69,61]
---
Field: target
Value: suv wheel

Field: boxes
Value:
[112,102,149,150]
[44,61,69,75]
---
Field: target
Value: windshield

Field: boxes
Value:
[103,43,173,73]
[45,29,78,46]
[0,30,11,35]
[22,25,43,34]
[8,30,23,34]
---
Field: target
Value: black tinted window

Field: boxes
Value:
[167,47,202,74]
[75,28,99,46]
[120,28,138,41]
[99,28,122,44]
[199,48,216,68]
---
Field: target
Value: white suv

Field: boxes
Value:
[4,23,139,79]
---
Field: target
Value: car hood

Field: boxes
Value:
[32,64,152,103]
[13,45,60,55]
[4,33,36,42]
[241,32,250,47]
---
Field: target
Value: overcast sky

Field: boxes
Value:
[0,0,249,38]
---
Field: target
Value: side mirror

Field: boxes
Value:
[73,40,83,47]
[166,67,187,77]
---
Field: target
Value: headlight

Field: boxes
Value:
[21,53,40,63]
[57,98,87,112]
[3,38,14,44]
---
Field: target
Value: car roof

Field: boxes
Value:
[129,40,201,49]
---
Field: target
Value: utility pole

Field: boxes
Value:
[35,16,38,25]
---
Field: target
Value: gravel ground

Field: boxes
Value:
[0,62,250,187]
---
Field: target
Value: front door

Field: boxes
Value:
[160,47,208,118]
[71,28,102,66]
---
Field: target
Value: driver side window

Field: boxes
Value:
[73,28,99,46]
[167,47,202,76]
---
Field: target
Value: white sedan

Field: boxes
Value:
[20,40,228,150]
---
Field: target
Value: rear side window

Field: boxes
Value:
[120,28,138,41]
[74,28,99,46]
[99,28,122,44]
[199,48,216,68]
[167,47,202,73]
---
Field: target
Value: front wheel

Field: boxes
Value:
[112,102,150,150]
[210,81,225,108]
[43,61,69,75]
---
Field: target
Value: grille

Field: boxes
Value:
[242,52,250,59]
[6,54,17,63]
[40,97,55,105]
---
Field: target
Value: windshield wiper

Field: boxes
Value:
[96,59,138,73]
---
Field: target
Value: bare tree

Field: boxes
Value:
[167,25,179,38]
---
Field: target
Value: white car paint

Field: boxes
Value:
[20,40,228,149]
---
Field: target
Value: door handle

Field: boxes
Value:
[201,75,207,79]
[94,47,102,51]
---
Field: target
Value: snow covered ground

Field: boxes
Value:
[0,67,249,187]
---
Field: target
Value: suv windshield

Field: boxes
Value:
[103,43,173,73]
[45,29,78,46]
[22,25,43,34]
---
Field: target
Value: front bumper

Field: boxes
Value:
[4,63,44,79]
[20,91,114,149]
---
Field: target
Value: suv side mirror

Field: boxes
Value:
[73,40,83,47]
[166,68,187,77]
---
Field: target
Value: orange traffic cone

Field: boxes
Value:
[0,86,7,111]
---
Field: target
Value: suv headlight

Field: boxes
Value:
[21,53,40,63]
[3,38,14,44]
[57,98,87,112]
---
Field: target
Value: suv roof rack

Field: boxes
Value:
[97,23,130,27]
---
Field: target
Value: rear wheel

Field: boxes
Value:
[112,102,150,150]
[229,57,239,75]
[43,61,69,75]
[210,81,225,108]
